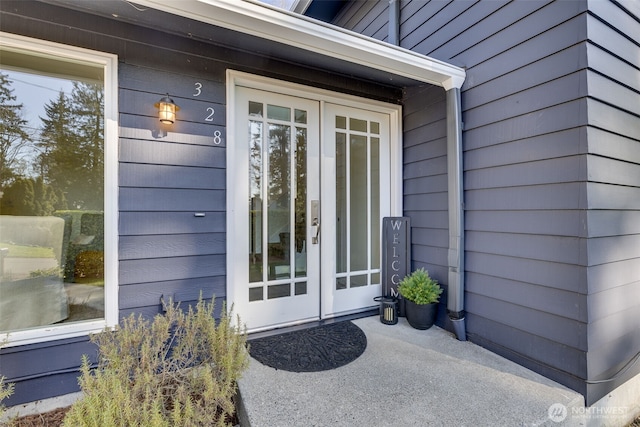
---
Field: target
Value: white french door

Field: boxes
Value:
[229,80,395,332]
[321,103,390,317]
[232,87,321,330]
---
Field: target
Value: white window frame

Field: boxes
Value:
[0,32,118,347]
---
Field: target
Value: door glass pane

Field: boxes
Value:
[334,113,385,292]
[294,109,307,124]
[267,104,290,121]
[350,134,367,271]
[249,119,263,283]
[268,283,291,299]
[371,137,380,270]
[249,286,263,301]
[351,274,368,288]
[349,117,367,132]
[295,128,307,277]
[267,124,291,281]
[247,99,311,304]
[336,132,347,273]
[295,281,307,295]
[249,101,263,117]
[371,272,380,285]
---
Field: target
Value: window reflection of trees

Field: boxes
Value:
[1,74,104,214]
[0,71,105,331]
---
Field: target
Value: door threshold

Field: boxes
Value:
[247,309,377,341]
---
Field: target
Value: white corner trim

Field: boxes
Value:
[131,0,465,89]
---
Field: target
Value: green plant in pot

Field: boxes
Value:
[397,268,443,330]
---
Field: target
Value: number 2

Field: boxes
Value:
[206,107,215,122]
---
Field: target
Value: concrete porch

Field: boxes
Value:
[238,316,595,426]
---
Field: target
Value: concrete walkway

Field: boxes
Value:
[238,316,587,426]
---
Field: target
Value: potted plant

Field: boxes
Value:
[397,268,443,330]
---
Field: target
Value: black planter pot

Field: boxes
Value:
[404,300,438,330]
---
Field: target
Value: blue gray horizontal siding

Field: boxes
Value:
[582,0,640,402]
[402,85,449,281]
[336,0,640,405]
[118,63,227,315]
[333,0,389,42]
[418,0,590,391]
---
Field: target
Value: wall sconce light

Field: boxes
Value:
[155,94,179,124]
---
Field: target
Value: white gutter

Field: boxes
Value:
[132,0,465,90]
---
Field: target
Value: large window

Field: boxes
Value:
[0,33,117,346]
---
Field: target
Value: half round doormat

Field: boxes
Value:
[248,321,367,372]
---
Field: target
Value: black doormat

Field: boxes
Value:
[248,321,367,372]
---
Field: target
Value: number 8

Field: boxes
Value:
[213,130,222,145]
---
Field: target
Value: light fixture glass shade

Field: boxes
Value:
[155,95,179,124]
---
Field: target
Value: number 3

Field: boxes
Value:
[193,82,202,97]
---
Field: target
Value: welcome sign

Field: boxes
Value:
[382,217,411,317]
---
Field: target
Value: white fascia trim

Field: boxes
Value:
[131,0,465,89]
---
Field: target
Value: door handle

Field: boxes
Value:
[311,200,320,244]
[312,218,320,244]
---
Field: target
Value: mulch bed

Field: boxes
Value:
[8,406,70,427]
[7,400,240,426]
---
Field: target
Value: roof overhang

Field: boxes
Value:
[131,0,465,90]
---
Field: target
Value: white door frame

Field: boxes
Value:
[226,70,403,331]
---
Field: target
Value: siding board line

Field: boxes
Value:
[461,15,586,90]
[446,1,585,67]
[120,163,225,190]
[466,272,587,322]
[119,233,226,259]
[119,212,226,236]
[119,188,225,212]
[119,254,225,285]
[465,252,588,294]
[463,72,587,130]
[466,293,587,350]
[119,138,225,168]
[464,128,588,171]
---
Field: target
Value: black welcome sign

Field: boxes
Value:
[381,217,411,317]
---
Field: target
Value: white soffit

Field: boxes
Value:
[132,0,466,90]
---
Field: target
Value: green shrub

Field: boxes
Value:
[398,268,443,305]
[63,298,248,426]
[0,375,14,420]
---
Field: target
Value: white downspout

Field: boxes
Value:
[446,87,466,341]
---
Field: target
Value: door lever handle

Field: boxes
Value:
[312,218,320,244]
